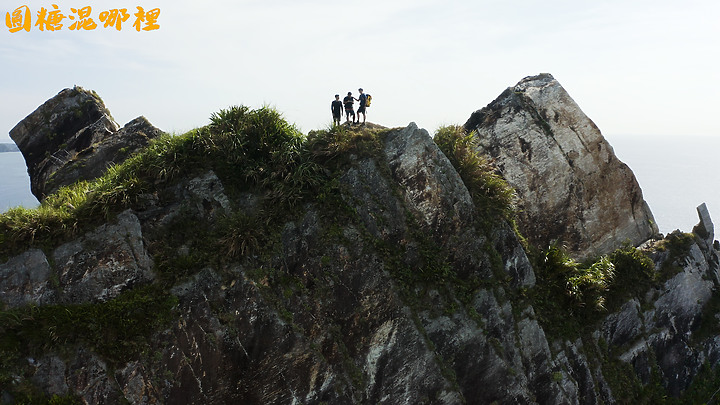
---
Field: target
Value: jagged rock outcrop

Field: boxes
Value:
[596,209,720,398]
[9,87,162,200]
[465,73,658,259]
[2,83,720,404]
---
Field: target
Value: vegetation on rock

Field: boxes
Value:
[532,243,656,339]
[1,100,719,403]
[0,106,321,261]
[433,125,515,222]
[0,286,176,402]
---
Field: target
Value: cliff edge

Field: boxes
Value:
[1,81,719,404]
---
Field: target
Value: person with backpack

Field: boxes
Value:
[331,94,343,126]
[343,92,356,124]
[357,88,369,125]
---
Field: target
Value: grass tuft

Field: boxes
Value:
[533,243,657,339]
[433,125,516,222]
[306,124,385,169]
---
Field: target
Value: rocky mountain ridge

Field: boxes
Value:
[1,76,719,404]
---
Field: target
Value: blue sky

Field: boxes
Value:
[1,0,719,142]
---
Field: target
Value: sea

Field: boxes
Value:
[0,151,38,212]
[606,134,720,236]
[0,135,718,235]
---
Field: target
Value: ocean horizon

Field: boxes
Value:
[0,134,718,236]
[605,134,720,236]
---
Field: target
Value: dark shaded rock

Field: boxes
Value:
[9,87,162,200]
[601,299,643,347]
[0,210,154,309]
[182,170,232,219]
[0,248,52,308]
[465,73,658,260]
[52,210,154,304]
[383,122,475,241]
[66,349,125,404]
[44,116,163,197]
[29,356,68,396]
[115,361,159,405]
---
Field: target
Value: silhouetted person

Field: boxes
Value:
[357,88,368,125]
[331,94,343,125]
[343,92,356,124]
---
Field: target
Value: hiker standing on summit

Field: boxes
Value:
[357,88,368,125]
[343,92,356,124]
[331,94,343,126]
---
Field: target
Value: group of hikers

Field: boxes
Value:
[331,88,371,126]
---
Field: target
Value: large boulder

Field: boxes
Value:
[9,87,162,200]
[465,73,658,259]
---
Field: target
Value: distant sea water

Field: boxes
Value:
[0,152,38,211]
[0,135,718,235]
[606,134,720,236]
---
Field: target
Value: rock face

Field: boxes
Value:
[465,73,658,259]
[9,87,162,200]
[0,210,154,308]
[2,83,720,404]
[599,225,720,397]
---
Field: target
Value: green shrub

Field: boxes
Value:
[653,231,698,282]
[533,243,659,339]
[605,244,656,310]
[656,231,696,257]
[535,244,614,309]
[567,256,615,311]
[219,210,267,257]
[0,286,175,402]
[2,391,81,405]
[533,243,615,337]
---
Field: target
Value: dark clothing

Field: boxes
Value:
[331,100,343,118]
[357,93,368,114]
[343,95,354,111]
